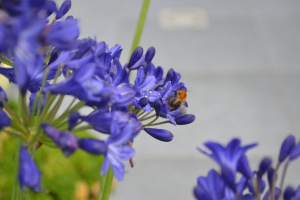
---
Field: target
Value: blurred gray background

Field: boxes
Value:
[52,0,300,199]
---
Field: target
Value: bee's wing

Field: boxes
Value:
[180,102,187,116]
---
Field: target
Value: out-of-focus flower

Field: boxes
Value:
[279,135,296,163]
[42,123,78,157]
[198,138,257,191]
[0,86,8,106]
[18,146,42,192]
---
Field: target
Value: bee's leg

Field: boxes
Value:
[126,141,134,168]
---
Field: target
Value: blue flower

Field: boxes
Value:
[78,139,106,155]
[0,86,8,106]
[101,121,135,181]
[279,135,296,163]
[198,138,257,191]
[144,128,174,142]
[0,109,11,130]
[257,157,272,179]
[284,186,294,200]
[55,0,71,19]
[194,169,225,200]
[42,123,78,157]
[289,141,300,161]
[18,146,42,192]
[263,188,280,200]
[80,110,142,137]
[46,17,79,50]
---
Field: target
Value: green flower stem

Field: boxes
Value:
[270,162,281,200]
[20,91,30,126]
[142,116,158,127]
[71,125,93,133]
[51,101,85,125]
[143,120,170,127]
[12,139,21,200]
[139,113,156,121]
[47,95,65,121]
[128,0,151,60]
[98,168,114,200]
[137,110,146,117]
[138,109,153,120]
[0,94,23,126]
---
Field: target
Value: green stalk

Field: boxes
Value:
[143,120,170,127]
[98,168,114,200]
[128,0,151,59]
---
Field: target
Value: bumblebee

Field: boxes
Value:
[167,89,187,112]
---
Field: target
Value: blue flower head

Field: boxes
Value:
[198,138,257,191]
[18,146,42,192]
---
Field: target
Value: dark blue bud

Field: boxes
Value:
[145,47,156,63]
[0,109,11,130]
[127,46,143,69]
[138,97,149,108]
[267,167,275,188]
[56,0,71,19]
[79,139,106,155]
[284,186,294,200]
[144,128,174,142]
[279,135,296,162]
[258,157,272,178]
[44,1,57,17]
[289,141,300,161]
[175,114,195,125]
[68,111,79,131]
[154,99,162,116]
[0,87,8,106]
[18,146,42,192]
[42,123,78,157]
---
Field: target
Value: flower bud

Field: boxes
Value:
[145,47,155,63]
[56,0,71,19]
[289,141,300,161]
[127,46,143,69]
[138,97,149,108]
[79,139,106,155]
[267,167,275,188]
[175,114,195,125]
[18,146,42,192]
[284,186,294,200]
[42,123,78,157]
[144,128,174,142]
[279,135,296,162]
[257,157,272,178]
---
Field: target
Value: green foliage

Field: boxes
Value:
[0,133,104,200]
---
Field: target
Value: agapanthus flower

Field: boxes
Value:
[42,123,78,157]
[18,146,42,192]
[198,138,257,190]
[101,120,135,181]
[144,128,174,142]
[279,135,296,162]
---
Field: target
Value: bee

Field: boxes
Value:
[167,89,187,115]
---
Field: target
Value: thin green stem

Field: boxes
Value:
[128,0,151,60]
[142,116,158,127]
[138,109,153,120]
[139,113,156,121]
[143,120,170,127]
[98,168,114,200]
[71,125,93,133]
[12,139,21,200]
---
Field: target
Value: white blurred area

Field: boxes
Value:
[2,0,300,199]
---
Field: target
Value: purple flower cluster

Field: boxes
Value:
[194,135,300,200]
[0,0,195,192]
